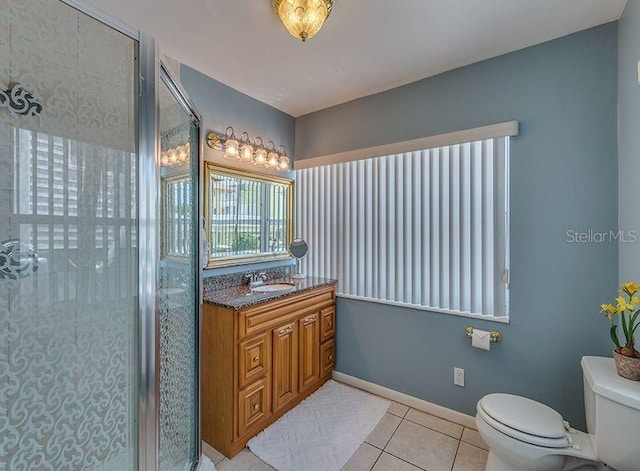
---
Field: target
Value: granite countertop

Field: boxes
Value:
[203,276,337,310]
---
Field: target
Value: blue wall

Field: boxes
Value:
[296,24,619,428]
[179,64,296,277]
[181,65,295,154]
[619,1,640,283]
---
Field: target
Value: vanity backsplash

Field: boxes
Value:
[203,265,295,295]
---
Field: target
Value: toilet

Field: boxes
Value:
[476,356,640,471]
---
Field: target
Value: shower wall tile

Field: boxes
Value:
[79,14,133,87]
[11,50,79,140]
[78,74,132,152]
[0,43,8,85]
[9,0,78,64]
[0,0,8,47]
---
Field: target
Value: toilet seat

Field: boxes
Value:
[477,394,572,449]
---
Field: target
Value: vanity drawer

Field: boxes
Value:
[321,338,336,378]
[320,307,335,343]
[239,286,335,339]
[238,333,270,390]
[238,377,271,438]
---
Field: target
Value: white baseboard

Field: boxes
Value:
[332,371,477,430]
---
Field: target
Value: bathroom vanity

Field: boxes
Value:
[201,277,337,458]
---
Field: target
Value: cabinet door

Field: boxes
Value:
[272,321,298,413]
[238,377,270,438]
[320,307,336,343]
[299,313,320,393]
[321,338,336,378]
[238,332,270,390]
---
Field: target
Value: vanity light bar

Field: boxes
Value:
[160,142,190,167]
[206,127,290,171]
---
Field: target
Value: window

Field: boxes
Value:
[204,164,294,268]
[296,137,510,320]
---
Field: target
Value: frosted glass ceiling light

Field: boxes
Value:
[273,0,334,42]
[223,126,239,160]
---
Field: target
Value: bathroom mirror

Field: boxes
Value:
[204,164,294,268]
[289,238,308,279]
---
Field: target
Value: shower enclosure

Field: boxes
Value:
[0,1,200,469]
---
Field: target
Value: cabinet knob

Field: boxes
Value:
[253,403,259,410]
[279,326,292,335]
[328,321,332,327]
[304,316,316,324]
[329,354,334,361]
[253,356,260,363]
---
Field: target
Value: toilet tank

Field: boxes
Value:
[581,356,640,471]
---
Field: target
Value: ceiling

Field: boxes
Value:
[83,0,627,117]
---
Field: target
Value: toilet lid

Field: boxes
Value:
[479,393,566,439]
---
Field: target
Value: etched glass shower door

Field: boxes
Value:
[158,67,200,471]
[0,0,139,469]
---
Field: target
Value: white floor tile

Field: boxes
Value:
[405,408,464,439]
[365,413,402,449]
[343,443,382,471]
[453,442,488,471]
[385,420,459,471]
[371,453,422,471]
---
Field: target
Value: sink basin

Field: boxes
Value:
[251,283,296,293]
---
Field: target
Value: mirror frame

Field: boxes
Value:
[204,163,294,268]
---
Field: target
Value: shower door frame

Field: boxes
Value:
[56,2,203,469]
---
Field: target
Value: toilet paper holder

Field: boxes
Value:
[465,326,502,343]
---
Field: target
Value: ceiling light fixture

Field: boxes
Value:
[273,0,334,42]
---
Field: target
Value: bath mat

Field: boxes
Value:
[248,380,390,471]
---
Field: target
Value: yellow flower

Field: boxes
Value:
[615,296,630,312]
[600,303,618,321]
[621,282,640,296]
[630,296,640,310]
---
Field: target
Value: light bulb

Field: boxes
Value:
[240,143,254,161]
[278,155,290,171]
[161,152,169,166]
[224,138,239,159]
[168,149,178,163]
[254,148,267,165]
[177,145,188,162]
[266,151,279,168]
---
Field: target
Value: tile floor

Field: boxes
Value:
[202,397,488,471]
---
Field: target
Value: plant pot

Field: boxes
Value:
[613,350,640,381]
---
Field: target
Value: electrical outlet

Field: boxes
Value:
[454,367,465,387]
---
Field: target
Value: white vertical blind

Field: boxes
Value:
[296,137,509,319]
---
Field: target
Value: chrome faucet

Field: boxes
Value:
[244,272,268,288]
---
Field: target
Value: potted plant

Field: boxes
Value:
[600,282,640,381]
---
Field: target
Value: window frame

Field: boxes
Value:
[204,163,294,268]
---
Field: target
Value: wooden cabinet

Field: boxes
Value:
[299,313,320,393]
[202,283,336,458]
[272,321,298,414]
